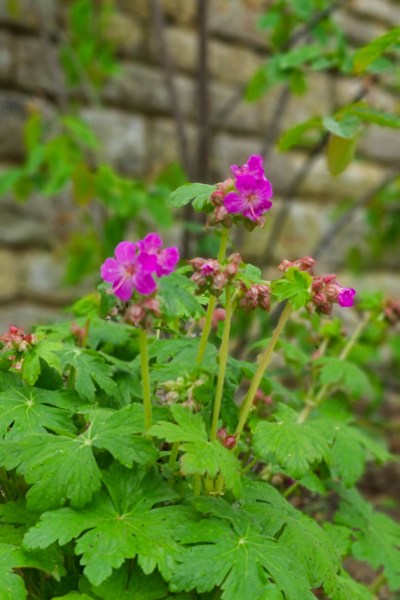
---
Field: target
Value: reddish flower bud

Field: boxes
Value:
[223,435,237,449]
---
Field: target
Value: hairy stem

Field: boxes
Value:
[235,302,292,441]
[297,313,371,423]
[210,286,233,440]
[196,229,229,364]
[139,328,152,431]
[169,441,180,468]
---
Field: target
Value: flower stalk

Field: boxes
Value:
[196,228,229,364]
[139,328,152,431]
[297,312,371,423]
[210,286,233,440]
[235,302,293,441]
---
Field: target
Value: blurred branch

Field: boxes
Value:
[196,0,210,182]
[312,171,398,260]
[263,82,371,262]
[150,0,192,178]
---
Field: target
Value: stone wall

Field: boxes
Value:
[0,0,399,329]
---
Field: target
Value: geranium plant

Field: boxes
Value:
[0,156,399,600]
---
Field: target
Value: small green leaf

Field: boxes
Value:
[342,103,400,128]
[326,134,358,176]
[353,27,400,73]
[317,357,373,399]
[271,268,312,310]
[323,115,361,139]
[278,117,322,151]
[169,183,215,209]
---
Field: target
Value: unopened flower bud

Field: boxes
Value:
[223,435,236,449]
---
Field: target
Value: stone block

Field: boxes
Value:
[209,0,272,50]
[0,31,14,83]
[0,0,57,32]
[0,204,51,246]
[103,62,194,117]
[20,250,77,302]
[359,127,399,165]
[15,36,64,96]
[348,0,400,27]
[333,78,398,114]
[80,107,147,175]
[299,155,388,200]
[240,198,332,264]
[0,248,20,301]
[333,10,386,46]
[0,303,63,332]
[105,9,147,56]
[145,117,196,174]
[0,92,28,159]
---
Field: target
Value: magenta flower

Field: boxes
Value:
[138,233,180,277]
[231,154,265,179]
[100,234,179,301]
[101,241,158,301]
[224,174,273,222]
[338,287,356,308]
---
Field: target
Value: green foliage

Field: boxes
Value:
[353,27,400,73]
[335,488,400,591]
[169,183,216,210]
[271,267,312,309]
[317,356,373,399]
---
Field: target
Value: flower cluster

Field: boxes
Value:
[238,282,271,311]
[279,256,356,315]
[100,234,179,301]
[217,427,236,450]
[125,297,161,328]
[0,325,37,370]
[311,275,356,315]
[208,154,273,228]
[189,253,242,295]
[155,375,205,410]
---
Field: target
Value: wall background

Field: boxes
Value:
[0,0,399,329]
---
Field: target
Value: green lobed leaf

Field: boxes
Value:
[170,496,314,600]
[90,561,168,600]
[335,487,400,591]
[169,183,215,209]
[0,405,157,510]
[0,384,79,438]
[353,27,400,73]
[271,268,312,310]
[317,356,373,399]
[24,465,180,587]
[253,404,330,478]
[21,341,62,386]
[59,346,117,402]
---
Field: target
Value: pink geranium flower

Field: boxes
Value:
[224,174,273,222]
[338,287,356,308]
[223,155,273,222]
[100,235,179,301]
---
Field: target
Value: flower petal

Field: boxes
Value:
[134,272,157,296]
[113,277,134,302]
[224,192,248,214]
[156,247,180,276]
[100,258,123,284]
[114,241,137,265]
[140,233,163,253]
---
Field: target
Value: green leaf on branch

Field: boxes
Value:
[23,464,180,587]
[278,116,322,151]
[317,357,373,399]
[271,268,312,310]
[90,561,168,600]
[341,103,400,129]
[253,404,330,478]
[353,27,400,73]
[323,115,361,139]
[169,183,215,209]
[326,134,358,176]
[149,405,241,496]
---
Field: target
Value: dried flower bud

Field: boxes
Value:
[384,298,400,324]
[278,256,316,274]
